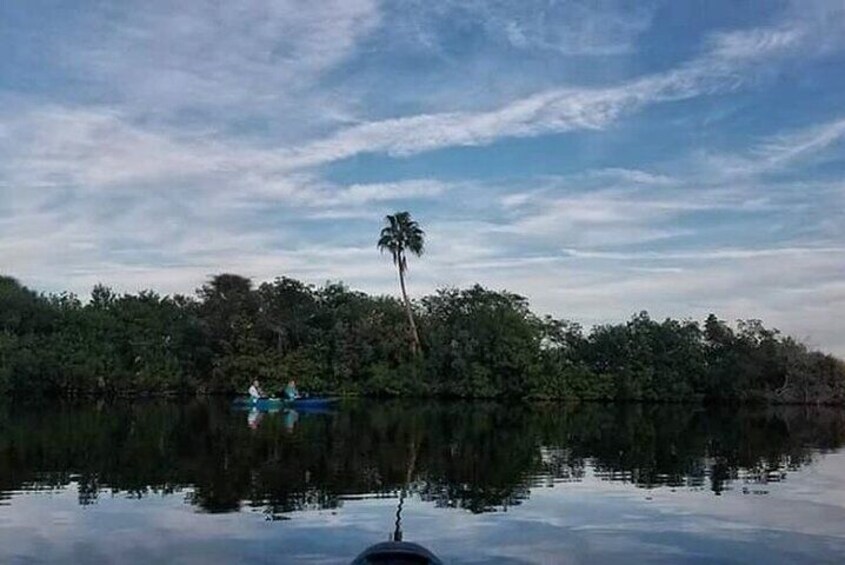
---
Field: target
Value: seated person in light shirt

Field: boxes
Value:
[248,379,265,399]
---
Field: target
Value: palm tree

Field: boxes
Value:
[378,211,424,354]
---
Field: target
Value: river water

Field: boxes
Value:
[1,400,844,563]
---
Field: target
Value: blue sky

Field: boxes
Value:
[0,0,844,353]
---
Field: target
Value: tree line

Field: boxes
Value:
[1,273,843,402]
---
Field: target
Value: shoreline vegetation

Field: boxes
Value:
[1,273,843,404]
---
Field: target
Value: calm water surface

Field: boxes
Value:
[1,400,844,564]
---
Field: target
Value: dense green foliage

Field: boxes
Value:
[1,274,843,402]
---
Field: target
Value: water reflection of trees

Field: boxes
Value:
[0,400,843,514]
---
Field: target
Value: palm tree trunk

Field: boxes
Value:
[397,266,421,354]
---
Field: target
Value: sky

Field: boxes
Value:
[0,0,844,354]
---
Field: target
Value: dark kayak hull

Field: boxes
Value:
[351,541,442,564]
[233,397,339,411]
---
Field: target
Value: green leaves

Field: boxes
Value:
[0,272,842,403]
[377,211,425,272]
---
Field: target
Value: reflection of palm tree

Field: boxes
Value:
[378,211,424,354]
[393,439,418,542]
[351,437,443,565]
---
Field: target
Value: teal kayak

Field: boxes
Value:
[233,396,339,410]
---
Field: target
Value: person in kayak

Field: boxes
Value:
[248,379,266,399]
[283,380,300,401]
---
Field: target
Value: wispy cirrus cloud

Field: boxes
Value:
[490,115,845,248]
[386,0,656,56]
[0,5,822,188]
[707,27,805,60]
[562,246,845,261]
[266,19,809,169]
[699,118,845,178]
[0,103,451,207]
[55,0,381,140]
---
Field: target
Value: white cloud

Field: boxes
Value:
[260,19,809,169]
[707,27,804,60]
[0,106,218,190]
[0,103,452,207]
[499,191,691,247]
[703,118,845,178]
[561,246,845,261]
[379,0,654,58]
[1,9,823,190]
[586,168,677,186]
[466,0,655,56]
[62,0,380,139]
[751,118,845,169]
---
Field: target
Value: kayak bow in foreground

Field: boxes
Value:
[351,541,442,565]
